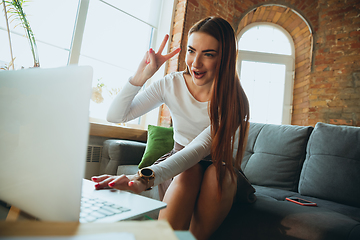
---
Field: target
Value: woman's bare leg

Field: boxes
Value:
[158,163,204,230]
[190,164,237,240]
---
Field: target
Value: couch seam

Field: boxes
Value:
[309,153,359,162]
[243,124,265,171]
[299,128,314,192]
[253,125,265,151]
[251,151,301,158]
[293,127,313,192]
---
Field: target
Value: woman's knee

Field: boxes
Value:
[202,164,237,195]
[173,163,204,186]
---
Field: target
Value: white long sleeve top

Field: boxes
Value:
[107,71,212,186]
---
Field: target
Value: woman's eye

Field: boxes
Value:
[205,53,214,57]
[187,49,194,53]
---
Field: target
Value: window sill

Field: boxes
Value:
[89,121,147,142]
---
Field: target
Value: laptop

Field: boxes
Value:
[0,66,166,222]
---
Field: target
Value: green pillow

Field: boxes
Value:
[138,125,174,169]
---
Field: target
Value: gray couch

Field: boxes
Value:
[100,122,360,240]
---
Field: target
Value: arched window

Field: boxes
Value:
[237,23,295,125]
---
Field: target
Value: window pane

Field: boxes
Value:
[80,0,153,122]
[0,0,78,68]
[104,0,162,27]
[0,30,70,69]
[80,1,152,71]
[240,61,285,125]
[239,25,291,55]
[0,31,31,68]
[79,56,139,124]
[25,0,79,50]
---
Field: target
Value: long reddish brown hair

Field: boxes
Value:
[188,17,250,193]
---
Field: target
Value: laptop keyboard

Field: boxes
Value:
[80,195,131,223]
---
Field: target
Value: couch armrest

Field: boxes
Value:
[99,139,146,175]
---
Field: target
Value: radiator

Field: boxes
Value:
[86,145,102,163]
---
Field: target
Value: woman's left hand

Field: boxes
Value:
[91,174,147,194]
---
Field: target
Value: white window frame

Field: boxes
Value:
[237,22,295,125]
[68,0,177,129]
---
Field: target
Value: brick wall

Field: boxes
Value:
[160,0,360,127]
[310,0,360,126]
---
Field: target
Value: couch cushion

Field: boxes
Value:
[100,139,146,175]
[254,185,360,222]
[138,125,174,169]
[299,122,360,208]
[211,194,360,240]
[253,185,298,201]
[292,194,360,222]
[243,123,313,191]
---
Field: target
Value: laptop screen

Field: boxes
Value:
[0,66,93,221]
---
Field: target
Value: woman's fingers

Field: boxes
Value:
[157,34,169,54]
[109,176,145,193]
[152,34,180,65]
[108,175,131,190]
[108,175,148,194]
[144,34,180,70]
[91,174,111,182]
[144,51,150,65]
[163,47,181,61]
[148,48,156,66]
[91,175,116,189]
[131,34,180,86]
[157,34,180,62]
[92,174,148,194]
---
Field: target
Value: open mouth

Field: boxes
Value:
[193,70,206,79]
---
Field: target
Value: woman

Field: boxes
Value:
[92,16,252,240]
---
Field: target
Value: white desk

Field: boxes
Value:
[0,221,179,240]
[0,203,196,240]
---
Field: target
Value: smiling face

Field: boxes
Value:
[185,32,220,88]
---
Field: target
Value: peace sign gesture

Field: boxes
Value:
[130,34,181,86]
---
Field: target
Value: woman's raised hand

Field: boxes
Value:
[130,34,181,86]
[91,174,147,194]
